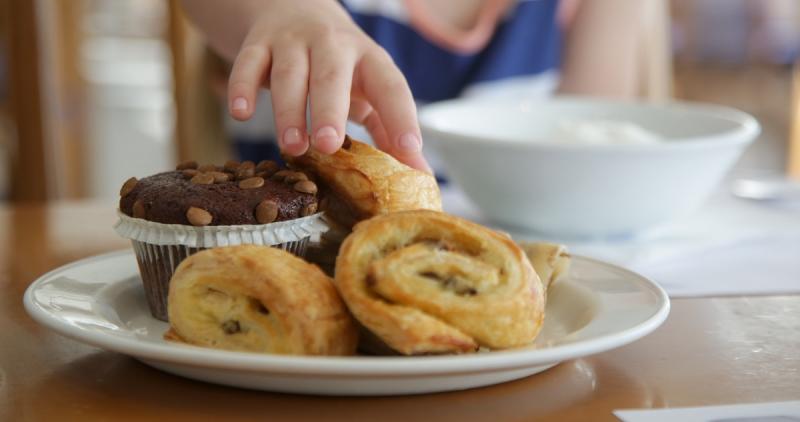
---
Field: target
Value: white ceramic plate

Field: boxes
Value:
[24,250,669,396]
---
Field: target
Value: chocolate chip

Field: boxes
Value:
[197,164,217,172]
[271,170,292,182]
[284,172,309,184]
[206,287,225,298]
[342,135,352,150]
[255,160,279,176]
[223,160,240,172]
[176,160,198,170]
[294,180,317,194]
[255,200,279,224]
[133,200,146,218]
[209,171,230,183]
[190,173,215,185]
[235,167,255,180]
[182,169,199,179]
[119,177,138,197]
[221,320,241,334]
[301,201,318,216]
[420,271,438,280]
[186,206,213,226]
[238,176,265,189]
[440,276,478,296]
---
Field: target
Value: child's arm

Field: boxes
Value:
[180,0,430,172]
[558,0,648,98]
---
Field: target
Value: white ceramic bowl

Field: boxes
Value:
[419,97,760,237]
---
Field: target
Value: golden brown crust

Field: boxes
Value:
[285,136,442,227]
[162,327,184,342]
[167,245,358,356]
[334,210,545,355]
[518,242,571,295]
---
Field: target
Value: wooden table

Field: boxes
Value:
[1,201,798,421]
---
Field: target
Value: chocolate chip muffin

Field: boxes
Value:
[114,160,329,322]
[119,161,319,226]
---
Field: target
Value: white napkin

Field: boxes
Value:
[441,186,800,297]
[614,401,800,422]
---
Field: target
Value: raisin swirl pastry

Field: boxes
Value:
[167,245,358,356]
[334,210,546,355]
[284,136,442,228]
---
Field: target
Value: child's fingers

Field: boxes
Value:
[269,44,311,156]
[357,50,425,165]
[308,42,357,154]
[348,99,373,125]
[355,100,432,173]
[228,44,271,121]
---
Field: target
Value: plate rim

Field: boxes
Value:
[24,249,670,376]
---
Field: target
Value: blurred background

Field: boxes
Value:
[0,0,798,201]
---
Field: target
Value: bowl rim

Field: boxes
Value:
[418,97,761,152]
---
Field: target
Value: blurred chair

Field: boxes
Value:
[167,0,231,166]
[2,0,229,202]
[4,0,49,201]
[790,60,800,179]
[4,0,90,201]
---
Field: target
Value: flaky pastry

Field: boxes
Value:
[334,210,545,355]
[284,136,442,227]
[167,245,357,355]
[518,242,571,294]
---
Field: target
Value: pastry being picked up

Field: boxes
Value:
[284,136,442,228]
[167,245,357,356]
[334,210,546,355]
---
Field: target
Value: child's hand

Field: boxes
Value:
[226,0,430,172]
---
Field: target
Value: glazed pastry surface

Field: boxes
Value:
[285,136,442,227]
[168,245,358,355]
[335,210,545,355]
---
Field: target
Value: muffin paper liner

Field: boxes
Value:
[114,211,328,321]
[114,211,328,248]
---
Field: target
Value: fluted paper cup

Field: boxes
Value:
[114,211,328,321]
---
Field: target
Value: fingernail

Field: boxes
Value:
[282,127,302,147]
[313,126,339,149]
[231,97,248,112]
[397,133,422,152]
